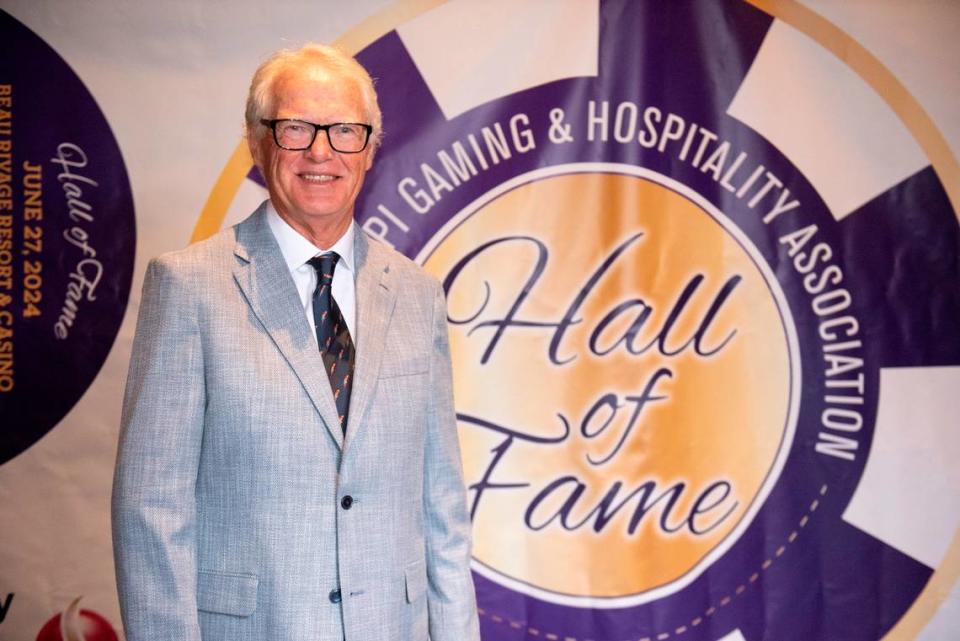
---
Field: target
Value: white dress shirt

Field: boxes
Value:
[265,202,357,345]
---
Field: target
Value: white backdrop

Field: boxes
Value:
[1,2,958,640]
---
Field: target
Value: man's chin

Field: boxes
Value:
[294,204,354,227]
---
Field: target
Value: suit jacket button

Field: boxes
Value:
[340,495,353,509]
[329,588,342,604]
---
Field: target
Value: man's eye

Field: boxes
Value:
[334,125,360,137]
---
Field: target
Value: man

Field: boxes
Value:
[112,43,480,641]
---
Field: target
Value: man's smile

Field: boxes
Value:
[299,172,339,183]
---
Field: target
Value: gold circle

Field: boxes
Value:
[424,172,792,598]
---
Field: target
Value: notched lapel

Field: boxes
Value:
[345,233,398,452]
[231,208,344,449]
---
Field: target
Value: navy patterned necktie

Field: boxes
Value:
[307,253,354,432]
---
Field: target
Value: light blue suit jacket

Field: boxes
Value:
[112,203,479,640]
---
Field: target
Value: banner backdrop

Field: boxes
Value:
[2,2,959,640]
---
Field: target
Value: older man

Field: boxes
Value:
[112,44,480,641]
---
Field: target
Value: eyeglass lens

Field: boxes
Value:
[274,120,368,153]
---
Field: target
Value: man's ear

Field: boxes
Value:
[247,133,263,171]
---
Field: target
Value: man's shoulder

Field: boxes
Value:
[147,220,243,278]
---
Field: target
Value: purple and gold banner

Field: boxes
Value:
[344,4,960,639]
[2,1,959,640]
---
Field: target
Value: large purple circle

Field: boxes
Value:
[0,11,135,464]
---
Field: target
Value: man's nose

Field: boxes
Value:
[306,129,334,159]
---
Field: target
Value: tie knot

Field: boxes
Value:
[308,252,340,281]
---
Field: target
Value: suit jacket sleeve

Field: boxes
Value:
[424,280,481,641]
[112,257,205,641]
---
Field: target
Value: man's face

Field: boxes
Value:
[254,65,374,238]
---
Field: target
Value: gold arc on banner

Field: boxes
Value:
[747,0,960,224]
[189,0,960,635]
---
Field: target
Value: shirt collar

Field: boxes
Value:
[265,201,356,276]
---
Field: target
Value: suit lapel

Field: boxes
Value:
[232,205,344,449]
[344,231,397,452]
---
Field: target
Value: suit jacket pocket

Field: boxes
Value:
[380,354,429,379]
[197,570,259,616]
[404,558,427,603]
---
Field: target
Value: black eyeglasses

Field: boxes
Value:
[260,119,373,154]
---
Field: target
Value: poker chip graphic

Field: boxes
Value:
[198,2,960,639]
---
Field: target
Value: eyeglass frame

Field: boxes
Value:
[259,118,374,154]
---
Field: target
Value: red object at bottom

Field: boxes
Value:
[36,597,118,641]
